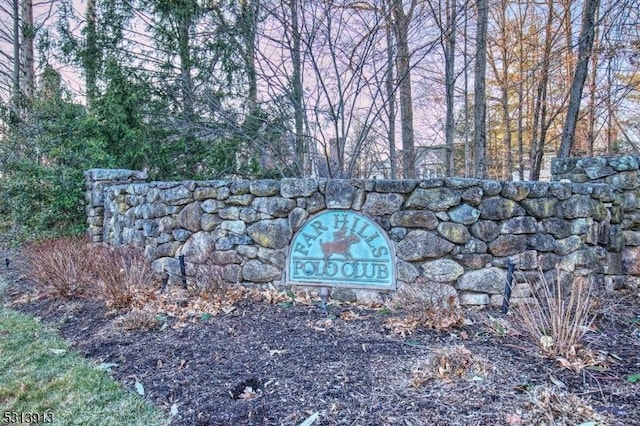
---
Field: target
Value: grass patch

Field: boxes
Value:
[0,285,167,425]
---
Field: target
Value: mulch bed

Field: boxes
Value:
[2,262,639,426]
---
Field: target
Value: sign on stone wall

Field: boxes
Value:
[286,211,396,290]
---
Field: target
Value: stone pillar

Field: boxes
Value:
[84,169,147,242]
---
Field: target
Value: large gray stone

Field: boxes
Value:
[161,185,192,205]
[239,207,261,223]
[622,247,640,275]
[242,259,281,282]
[501,182,530,201]
[555,235,583,255]
[250,180,281,196]
[251,197,296,217]
[405,188,460,211]
[257,247,287,268]
[194,186,219,201]
[480,197,519,220]
[559,195,594,219]
[421,259,464,282]
[226,194,254,206]
[362,193,405,216]
[220,220,246,235]
[219,206,240,220]
[456,267,506,294]
[301,192,326,214]
[389,210,438,229]
[246,219,292,249]
[527,234,556,252]
[201,213,222,231]
[201,199,222,213]
[397,260,420,282]
[437,222,471,244]
[375,179,417,193]
[396,230,455,261]
[213,250,243,265]
[288,207,308,231]
[177,202,202,232]
[325,180,358,209]
[488,235,527,257]
[470,220,501,242]
[501,217,538,234]
[448,203,480,225]
[458,292,490,306]
[461,187,483,206]
[281,178,318,198]
[179,232,214,263]
[610,155,639,172]
[606,171,640,190]
[521,198,558,218]
[539,218,572,239]
[453,253,492,269]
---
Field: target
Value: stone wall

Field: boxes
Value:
[84,169,148,242]
[87,169,629,306]
[552,155,640,289]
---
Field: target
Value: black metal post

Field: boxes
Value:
[179,255,187,288]
[501,261,515,314]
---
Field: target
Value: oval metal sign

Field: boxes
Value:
[286,210,395,290]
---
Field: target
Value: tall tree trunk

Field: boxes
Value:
[393,1,416,179]
[12,0,20,116]
[177,13,194,121]
[530,0,554,180]
[289,0,306,176]
[463,6,470,177]
[586,26,599,156]
[473,0,488,178]
[21,0,34,102]
[384,0,397,179]
[240,0,258,110]
[85,0,98,109]
[500,2,513,180]
[444,0,456,176]
[558,0,600,158]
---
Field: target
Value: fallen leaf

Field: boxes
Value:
[97,362,119,371]
[170,403,179,416]
[298,412,319,426]
[135,380,145,396]
[549,374,567,389]
[239,386,258,400]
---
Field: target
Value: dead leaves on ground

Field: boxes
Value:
[411,345,490,387]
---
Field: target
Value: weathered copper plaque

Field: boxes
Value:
[286,211,395,290]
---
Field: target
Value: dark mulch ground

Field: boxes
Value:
[2,262,639,426]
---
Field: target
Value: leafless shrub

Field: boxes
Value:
[515,270,595,359]
[91,244,156,309]
[411,345,490,387]
[525,385,606,425]
[394,277,464,331]
[193,258,229,298]
[113,308,160,331]
[21,236,94,299]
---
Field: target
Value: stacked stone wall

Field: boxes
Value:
[84,169,148,242]
[87,169,628,306]
[552,155,640,289]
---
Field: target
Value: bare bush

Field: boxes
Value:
[411,345,490,387]
[394,278,464,331]
[193,259,229,298]
[21,236,95,299]
[91,244,156,308]
[515,270,595,358]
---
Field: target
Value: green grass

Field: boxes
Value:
[0,279,167,426]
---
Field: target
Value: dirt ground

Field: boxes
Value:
[2,262,639,426]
